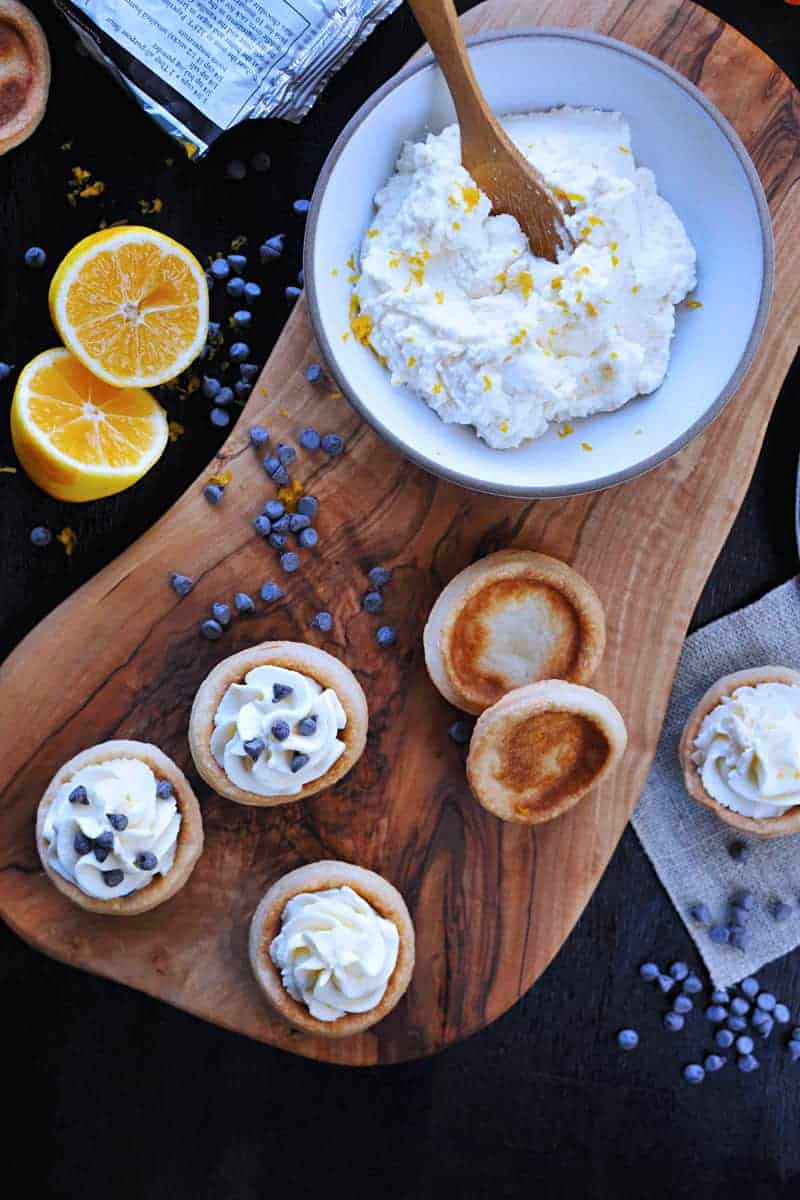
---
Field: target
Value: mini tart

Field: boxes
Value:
[0,2,51,156]
[249,860,415,1038]
[188,641,368,807]
[679,666,800,838]
[35,739,204,916]
[423,550,606,715]
[467,679,627,824]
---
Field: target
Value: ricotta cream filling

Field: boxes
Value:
[692,682,800,819]
[356,107,697,448]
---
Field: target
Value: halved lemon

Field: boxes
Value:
[49,227,209,388]
[11,348,168,501]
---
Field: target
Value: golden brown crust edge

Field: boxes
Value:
[35,739,204,916]
[248,861,415,1038]
[466,679,627,825]
[679,666,800,839]
[0,2,51,156]
[188,641,369,807]
[423,550,606,715]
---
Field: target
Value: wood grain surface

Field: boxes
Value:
[1,0,799,1067]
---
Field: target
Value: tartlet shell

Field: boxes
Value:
[248,860,415,1038]
[188,641,368,807]
[679,666,800,838]
[0,1,50,156]
[467,679,627,824]
[423,550,606,715]
[35,739,204,915]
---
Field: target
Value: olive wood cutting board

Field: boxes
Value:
[1,0,799,1066]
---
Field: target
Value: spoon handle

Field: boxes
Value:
[407,0,494,144]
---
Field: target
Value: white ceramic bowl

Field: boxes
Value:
[305,29,773,498]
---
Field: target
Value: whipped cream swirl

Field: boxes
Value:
[692,682,800,818]
[211,665,346,797]
[42,757,181,899]
[269,885,399,1021]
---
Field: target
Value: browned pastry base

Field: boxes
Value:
[249,861,415,1038]
[423,549,606,715]
[35,739,204,915]
[467,679,627,824]
[679,666,800,838]
[0,2,50,155]
[188,641,368,807]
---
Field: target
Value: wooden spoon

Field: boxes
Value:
[407,0,571,262]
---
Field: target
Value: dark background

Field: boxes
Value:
[2,2,799,1197]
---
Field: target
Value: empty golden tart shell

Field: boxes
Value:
[423,550,606,715]
[0,2,50,156]
[467,679,627,824]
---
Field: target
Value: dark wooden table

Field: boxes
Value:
[2,2,799,1196]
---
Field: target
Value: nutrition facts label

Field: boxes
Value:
[71,0,315,129]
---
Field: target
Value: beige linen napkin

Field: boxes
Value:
[632,577,800,988]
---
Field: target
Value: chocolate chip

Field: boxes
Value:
[244,737,266,761]
[273,683,293,701]
[290,753,309,773]
[68,785,89,805]
[106,813,128,831]
[73,831,92,856]
[103,869,124,887]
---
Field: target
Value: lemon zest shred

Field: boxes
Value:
[513,271,534,301]
[434,289,445,305]
[558,424,574,439]
[351,314,374,346]
[461,185,480,212]
[208,470,232,487]
[482,374,492,392]
[57,527,77,557]
[686,299,704,309]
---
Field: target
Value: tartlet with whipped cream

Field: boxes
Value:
[249,861,415,1037]
[35,739,204,915]
[680,667,800,837]
[188,641,368,807]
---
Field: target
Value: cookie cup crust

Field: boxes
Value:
[0,1,51,156]
[188,641,368,807]
[467,679,627,824]
[423,550,606,715]
[679,666,800,838]
[248,861,415,1038]
[35,739,204,916]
